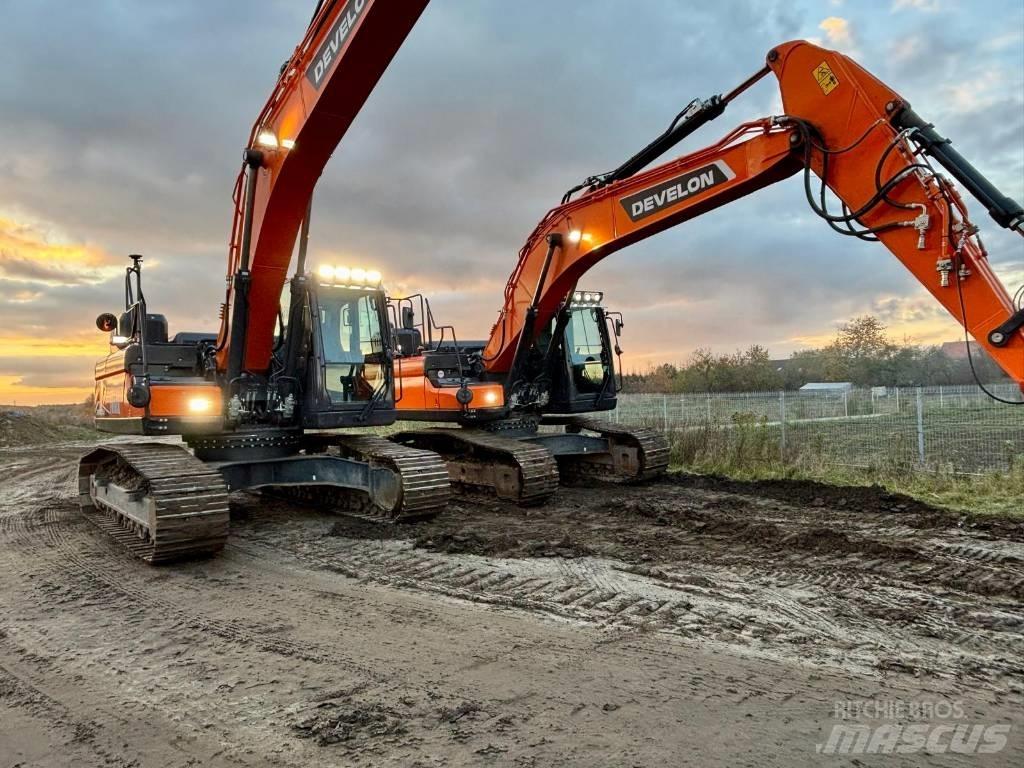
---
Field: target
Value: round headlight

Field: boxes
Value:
[335,266,351,282]
[366,269,382,285]
[573,291,583,303]
[317,264,335,280]
[351,267,367,284]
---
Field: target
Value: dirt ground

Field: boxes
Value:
[1,438,1022,766]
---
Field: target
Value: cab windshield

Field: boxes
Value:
[318,290,387,404]
[565,307,607,394]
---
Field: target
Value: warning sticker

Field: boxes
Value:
[813,61,839,95]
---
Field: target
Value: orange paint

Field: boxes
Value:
[394,355,505,413]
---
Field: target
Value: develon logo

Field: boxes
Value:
[306,0,369,89]
[618,160,735,222]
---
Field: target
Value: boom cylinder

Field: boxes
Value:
[296,195,313,276]
[892,105,1024,234]
[603,96,727,185]
[226,151,263,385]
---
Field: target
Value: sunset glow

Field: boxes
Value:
[0,2,1021,407]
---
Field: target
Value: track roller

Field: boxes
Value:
[78,443,230,564]
[544,417,670,483]
[391,428,559,506]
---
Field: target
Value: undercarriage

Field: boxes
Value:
[392,417,668,506]
[78,431,450,563]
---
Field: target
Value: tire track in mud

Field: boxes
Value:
[0,498,380,672]
[230,535,692,629]
[0,453,77,513]
[0,589,320,768]
[0,659,128,767]
[0,497,414,766]
[229,488,1024,684]
[3,445,1023,686]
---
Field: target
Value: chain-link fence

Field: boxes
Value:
[608,384,1024,475]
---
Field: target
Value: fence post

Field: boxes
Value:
[915,386,925,466]
[938,385,943,409]
[663,395,669,431]
[779,390,787,459]
[896,387,900,414]
[843,390,849,418]
[706,393,712,423]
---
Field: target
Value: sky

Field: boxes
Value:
[0,0,1022,404]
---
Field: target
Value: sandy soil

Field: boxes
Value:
[1,438,1022,766]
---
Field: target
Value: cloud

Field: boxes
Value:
[819,16,853,47]
[889,35,924,65]
[0,213,120,286]
[0,356,95,389]
[5,288,42,303]
[0,376,89,405]
[868,293,962,345]
[942,70,1005,114]
[0,335,105,404]
[982,31,1024,53]
[892,0,940,11]
[0,0,1020,400]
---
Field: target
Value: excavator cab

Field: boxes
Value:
[277,265,396,429]
[544,291,620,415]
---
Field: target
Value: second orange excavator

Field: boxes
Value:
[388,39,1024,504]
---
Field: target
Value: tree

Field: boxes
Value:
[832,315,892,359]
[619,313,1011,394]
[818,315,895,385]
[686,347,716,391]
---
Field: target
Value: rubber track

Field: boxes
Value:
[78,443,230,564]
[391,428,559,506]
[332,434,451,521]
[563,417,670,482]
[272,435,450,523]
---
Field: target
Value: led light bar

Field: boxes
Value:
[315,264,384,288]
[571,290,604,306]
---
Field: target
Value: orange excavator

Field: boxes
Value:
[390,40,1024,503]
[79,0,1024,558]
[79,0,451,562]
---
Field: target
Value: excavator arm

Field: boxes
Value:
[216,0,430,377]
[482,40,1024,388]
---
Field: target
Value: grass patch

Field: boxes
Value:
[666,421,1024,520]
[0,403,100,447]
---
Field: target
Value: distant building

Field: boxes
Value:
[940,340,982,360]
[798,382,853,393]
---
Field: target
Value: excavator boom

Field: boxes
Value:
[481,40,1024,386]
[392,39,1024,505]
[218,0,430,377]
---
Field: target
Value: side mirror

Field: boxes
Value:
[401,306,415,330]
[614,319,624,337]
[96,313,118,332]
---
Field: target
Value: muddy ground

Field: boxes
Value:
[1,438,1022,766]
